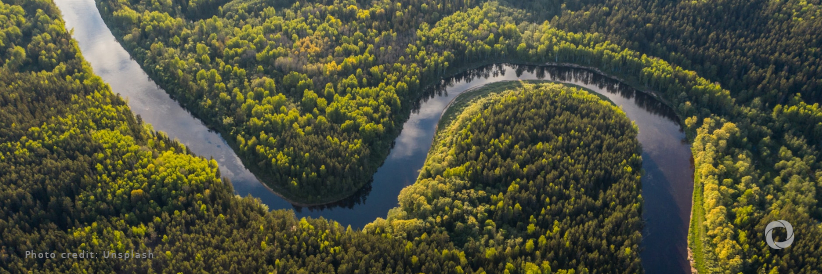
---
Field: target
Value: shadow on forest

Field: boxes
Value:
[412,64,682,126]
[308,63,684,212]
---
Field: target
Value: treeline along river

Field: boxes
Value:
[55,0,693,272]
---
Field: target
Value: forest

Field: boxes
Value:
[93,0,822,269]
[2,0,821,272]
[369,82,645,273]
[1,1,641,273]
[0,1,462,272]
[511,0,822,105]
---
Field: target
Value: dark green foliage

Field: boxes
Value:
[371,83,644,273]
[502,0,822,105]
[0,1,463,273]
[6,0,822,272]
[96,0,822,270]
[94,0,476,203]
[1,2,645,272]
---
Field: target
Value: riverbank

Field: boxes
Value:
[54,8,696,266]
[436,80,616,134]
[689,164,707,273]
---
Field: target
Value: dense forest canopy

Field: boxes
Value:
[0,2,644,272]
[95,0,822,272]
[95,0,485,203]
[369,82,645,273]
[537,0,822,106]
[2,0,821,272]
[0,1,462,272]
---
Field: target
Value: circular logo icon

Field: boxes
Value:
[765,220,794,249]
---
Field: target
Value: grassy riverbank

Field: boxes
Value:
[689,167,708,273]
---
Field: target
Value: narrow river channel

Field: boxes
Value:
[56,0,694,272]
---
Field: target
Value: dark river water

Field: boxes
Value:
[55,0,694,272]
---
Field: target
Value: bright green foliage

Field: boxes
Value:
[530,0,822,105]
[91,0,740,204]
[369,83,643,273]
[0,1,465,272]
[98,0,822,269]
[15,0,822,272]
[1,2,649,272]
[96,0,476,202]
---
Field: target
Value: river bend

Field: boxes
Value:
[56,1,693,272]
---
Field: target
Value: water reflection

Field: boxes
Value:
[54,0,294,211]
[423,64,682,125]
[293,182,373,212]
[403,64,694,274]
[56,1,691,271]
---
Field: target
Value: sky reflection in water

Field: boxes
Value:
[57,1,692,272]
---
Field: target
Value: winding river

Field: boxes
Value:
[56,0,694,273]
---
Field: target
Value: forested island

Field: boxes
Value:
[2,0,821,272]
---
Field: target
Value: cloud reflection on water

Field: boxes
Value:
[56,4,693,270]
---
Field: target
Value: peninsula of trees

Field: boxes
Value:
[97,0,821,271]
[370,82,645,273]
[1,1,643,272]
[0,1,460,272]
[3,0,821,272]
